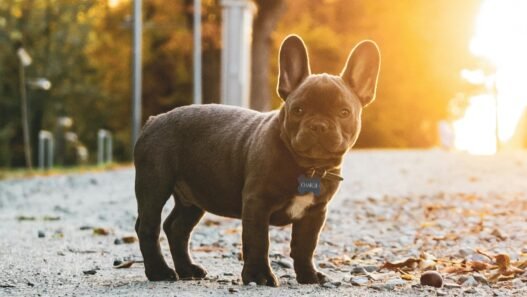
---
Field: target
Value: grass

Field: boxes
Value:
[0,162,132,180]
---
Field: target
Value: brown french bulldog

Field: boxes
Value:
[134,34,380,286]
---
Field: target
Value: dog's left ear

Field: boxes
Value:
[340,40,380,107]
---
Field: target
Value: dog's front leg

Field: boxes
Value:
[291,204,329,284]
[241,197,278,287]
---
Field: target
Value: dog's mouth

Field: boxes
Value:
[290,134,348,160]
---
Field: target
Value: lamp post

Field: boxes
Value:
[193,0,202,105]
[17,47,33,169]
[131,0,142,152]
[28,78,52,91]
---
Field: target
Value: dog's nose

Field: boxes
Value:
[309,121,329,133]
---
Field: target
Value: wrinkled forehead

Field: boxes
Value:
[288,74,361,109]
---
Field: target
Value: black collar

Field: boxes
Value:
[306,167,344,181]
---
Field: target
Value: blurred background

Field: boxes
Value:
[0,0,526,169]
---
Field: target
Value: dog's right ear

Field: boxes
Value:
[277,35,311,100]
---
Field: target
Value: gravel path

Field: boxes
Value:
[1,150,527,297]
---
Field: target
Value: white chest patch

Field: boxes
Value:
[287,193,315,219]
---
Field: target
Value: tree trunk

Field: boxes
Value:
[250,0,285,111]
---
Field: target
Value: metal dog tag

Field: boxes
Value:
[297,175,321,196]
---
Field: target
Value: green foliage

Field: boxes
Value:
[0,0,485,168]
[0,0,221,168]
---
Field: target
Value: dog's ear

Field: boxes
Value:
[340,40,380,107]
[277,35,311,100]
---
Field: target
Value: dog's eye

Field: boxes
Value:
[293,107,303,115]
[339,109,351,118]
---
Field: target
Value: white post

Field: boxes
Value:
[98,129,113,165]
[38,130,53,170]
[131,0,142,150]
[193,0,202,104]
[220,0,255,107]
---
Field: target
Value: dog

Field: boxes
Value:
[134,34,380,286]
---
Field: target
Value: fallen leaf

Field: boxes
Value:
[121,236,137,244]
[468,176,479,182]
[398,269,414,280]
[114,260,135,269]
[382,258,420,271]
[486,253,524,282]
[495,254,511,270]
[475,249,494,262]
[441,265,471,274]
[223,228,240,235]
[491,229,507,241]
[328,255,353,266]
[515,259,527,269]
[193,245,226,253]
[203,219,221,226]
[93,228,110,236]
[467,261,494,272]
[16,215,36,221]
[43,216,61,221]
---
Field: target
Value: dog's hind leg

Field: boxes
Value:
[163,194,207,280]
[135,167,177,281]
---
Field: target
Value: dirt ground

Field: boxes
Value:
[2,150,527,297]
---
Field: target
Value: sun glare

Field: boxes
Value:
[454,0,527,155]
[108,0,123,8]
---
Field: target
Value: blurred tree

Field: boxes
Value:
[275,0,481,147]
[250,0,285,111]
[0,0,104,167]
[0,0,485,168]
[0,0,222,167]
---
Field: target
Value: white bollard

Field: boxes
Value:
[97,129,113,165]
[38,130,54,170]
[220,0,255,107]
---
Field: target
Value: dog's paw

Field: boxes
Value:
[176,263,208,280]
[296,271,329,285]
[146,267,179,282]
[242,266,279,287]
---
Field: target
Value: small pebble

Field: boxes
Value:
[420,271,443,288]
[350,276,368,286]
[472,273,488,285]
[463,287,477,294]
[38,230,45,238]
[83,269,97,275]
[228,287,239,293]
[512,278,523,288]
[350,265,377,274]
[443,282,461,288]
[386,278,406,287]
[322,282,336,289]
[275,259,293,269]
[459,248,476,257]
[460,276,478,287]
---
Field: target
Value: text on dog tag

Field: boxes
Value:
[297,175,321,196]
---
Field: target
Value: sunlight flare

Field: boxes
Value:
[453,0,527,154]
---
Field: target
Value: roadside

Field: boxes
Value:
[1,150,527,297]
